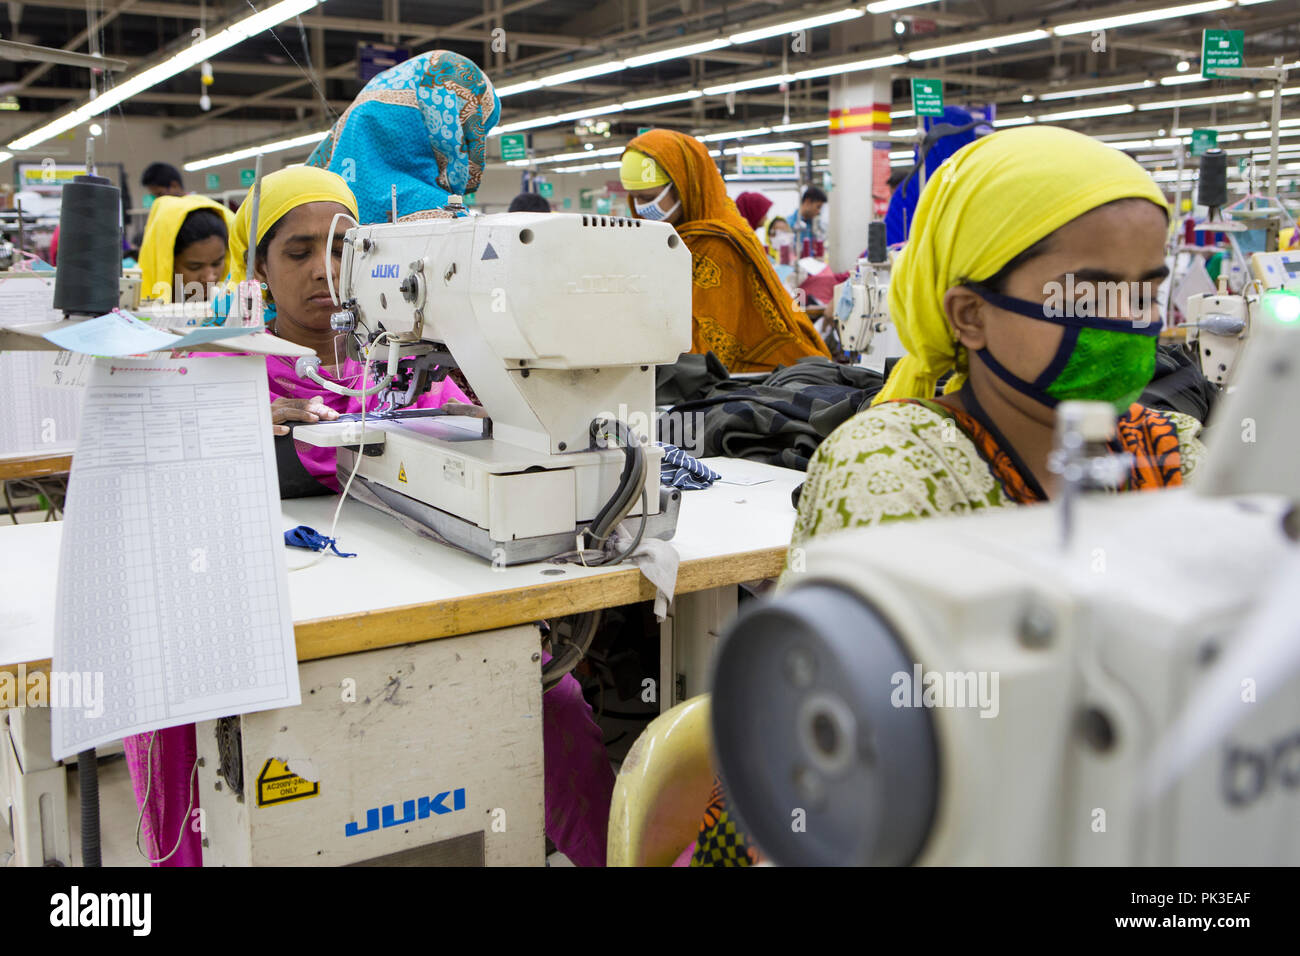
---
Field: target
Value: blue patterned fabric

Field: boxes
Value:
[307,51,501,224]
[659,443,721,490]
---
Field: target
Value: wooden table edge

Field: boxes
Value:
[0,454,73,481]
[0,545,787,693]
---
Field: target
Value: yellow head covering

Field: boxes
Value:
[139,195,234,303]
[228,165,359,284]
[875,125,1170,404]
[620,147,672,191]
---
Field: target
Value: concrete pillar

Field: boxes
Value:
[827,16,894,273]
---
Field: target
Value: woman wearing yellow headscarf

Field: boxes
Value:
[139,194,234,303]
[620,129,831,372]
[686,125,1208,867]
[124,165,476,869]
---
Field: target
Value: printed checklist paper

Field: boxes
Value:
[52,355,299,759]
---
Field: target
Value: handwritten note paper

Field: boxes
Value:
[51,355,299,759]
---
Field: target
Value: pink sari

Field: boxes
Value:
[125,356,614,866]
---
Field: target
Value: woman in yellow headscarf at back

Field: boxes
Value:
[685,125,1208,867]
[620,129,831,372]
[139,194,234,303]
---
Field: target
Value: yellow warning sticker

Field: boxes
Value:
[398,462,408,483]
[256,758,319,807]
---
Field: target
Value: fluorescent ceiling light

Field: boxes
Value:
[703,74,791,95]
[496,80,542,97]
[1138,91,1255,110]
[1037,80,1154,100]
[538,60,626,86]
[552,161,623,173]
[728,9,864,45]
[1160,74,1207,86]
[1037,103,1136,121]
[1053,1,1233,36]
[699,126,772,142]
[624,39,730,68]
[735,140,805,153]
[908,29,1049,61]
[792,54,907,81]
[10,0,320,151]
[772,120,829,132]
[496,115,561,133]
[892,108,915,118]
[553,105,623,123]
[1256,86,1300,99]
[0,151,11,165]
[184,129,327,172]
[533,146,625,164]
[621,90,702,109]
[993,115,1036,127]
[1242,128,1300,139]
[868,0,941,11]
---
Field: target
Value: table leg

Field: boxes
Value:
[659,585,739,712]
[1,706,72,866]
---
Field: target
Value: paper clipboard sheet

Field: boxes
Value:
[0,351,84,456]
[0,275,82,455]
[51,355,300,759]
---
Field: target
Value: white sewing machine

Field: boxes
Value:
[710,289,1300,866]
[829,250,900,372]
[1183,250,1300,386]
[293,212,692,564]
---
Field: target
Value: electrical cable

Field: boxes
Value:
[134,731,200,864]
[289,333,390,573]
[325,211,359,307]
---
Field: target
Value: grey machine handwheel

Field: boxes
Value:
[711,583,939,866]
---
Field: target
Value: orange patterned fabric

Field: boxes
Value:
[1116,402,1184,490]
[903,399,1184,503]
[625,129,831,373]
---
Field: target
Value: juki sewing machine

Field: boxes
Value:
[293,210,692,564]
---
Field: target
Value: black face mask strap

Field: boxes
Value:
[965,281,1164,337]
[975,346,1060,409]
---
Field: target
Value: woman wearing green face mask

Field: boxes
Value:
[687,126,1206,867]
[828,125,1201,514]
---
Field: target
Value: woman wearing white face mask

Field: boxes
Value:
[621,129,831,373]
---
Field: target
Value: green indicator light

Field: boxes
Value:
[1262,291,1300,324]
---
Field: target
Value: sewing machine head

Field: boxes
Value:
[331,212,691,429]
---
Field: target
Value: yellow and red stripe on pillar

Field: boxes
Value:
[828,104,890,136]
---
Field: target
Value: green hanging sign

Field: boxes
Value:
[911,78,944,117]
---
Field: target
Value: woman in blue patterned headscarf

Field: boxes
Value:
[307,50,501,223]
[308,51,617,868]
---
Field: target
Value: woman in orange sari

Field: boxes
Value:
[620,129,831,372]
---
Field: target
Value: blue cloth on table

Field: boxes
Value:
[659,443,720,490]
[284,525,356,557]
